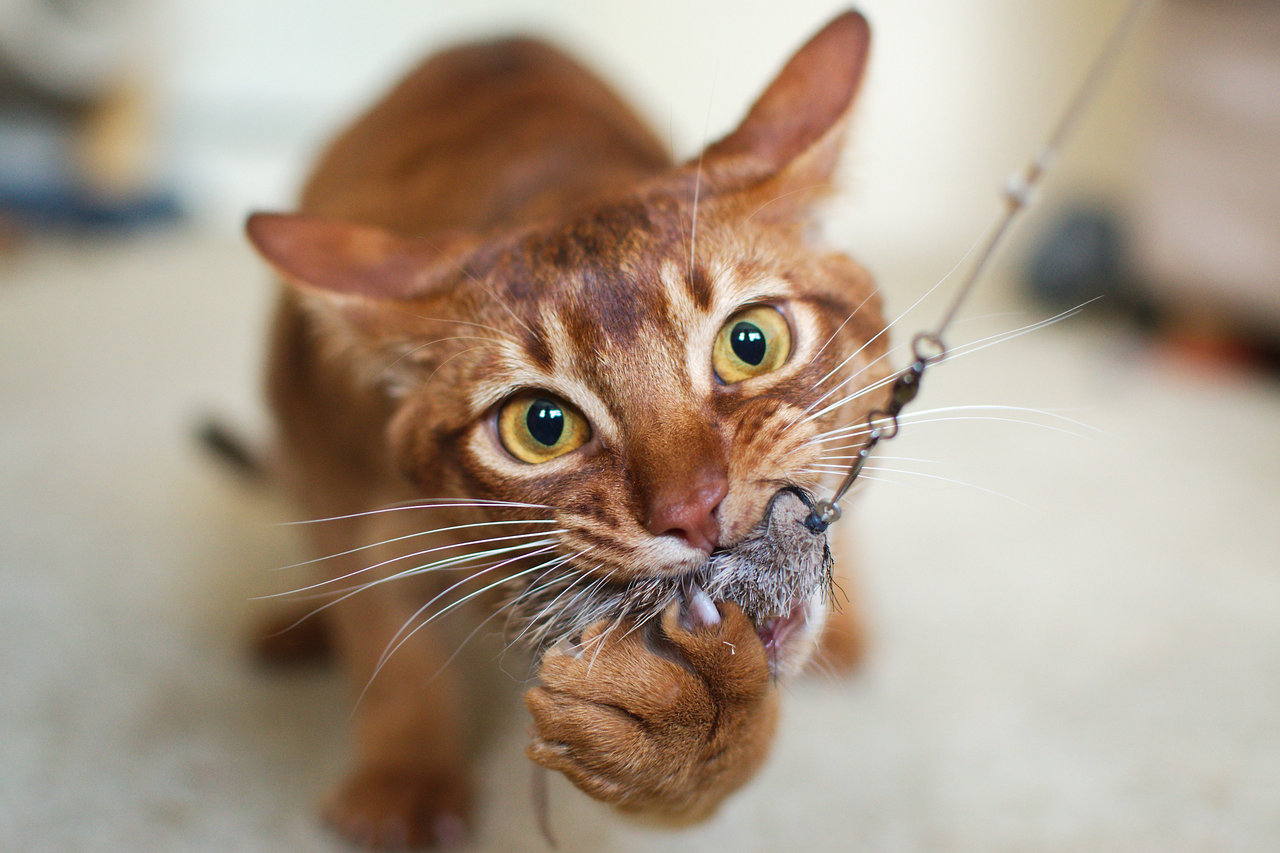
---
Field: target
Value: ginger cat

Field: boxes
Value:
[247,10,885,847]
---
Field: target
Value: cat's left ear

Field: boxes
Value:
[245,212,474,305]
[696,10,871,220]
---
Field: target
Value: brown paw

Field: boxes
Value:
[252,609,332,667]
[323,766,470,849]
[525,601,778,820]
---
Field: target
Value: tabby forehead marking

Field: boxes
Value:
[521,314,555,372]
[685,263,714,311]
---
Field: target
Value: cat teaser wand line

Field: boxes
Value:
[805,0,1154,534]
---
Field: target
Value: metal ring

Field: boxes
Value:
[867,410,899,441]
[912,332,947,364]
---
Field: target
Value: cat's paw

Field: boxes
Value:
[525,601,778,821]
[322,766,470,849]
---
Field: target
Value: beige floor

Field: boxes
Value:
[2,228,1278,851]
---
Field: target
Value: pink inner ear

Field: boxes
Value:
[702,10,871,176]
[245,212,469,302]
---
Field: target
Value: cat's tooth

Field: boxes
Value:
[688,585,721,628]
[552,636,582,658]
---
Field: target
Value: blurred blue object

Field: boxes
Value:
[1025,207,1128,311]
[0,111,180,231]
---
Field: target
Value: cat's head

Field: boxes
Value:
[248,12,886,676]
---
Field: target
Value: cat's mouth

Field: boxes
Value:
[508,487,833,676]
[754,601,808,657]
[677,486,833,673]
[684,583,820,677]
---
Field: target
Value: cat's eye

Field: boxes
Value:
[713,305,792,384]
[497,393,591,464]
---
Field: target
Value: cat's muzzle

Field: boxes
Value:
[685,487,835,668]
[692,487,834,626]
[507,486,833,672]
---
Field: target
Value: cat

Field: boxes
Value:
[246,9,887,848]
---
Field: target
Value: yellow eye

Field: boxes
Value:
[713,305,792,384]
[497,393,591,464]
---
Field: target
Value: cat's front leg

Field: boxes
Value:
[525,602,777,821]
[303,516,473,849]
[321,585,472,848]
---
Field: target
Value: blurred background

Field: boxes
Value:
[2,1,1277,851]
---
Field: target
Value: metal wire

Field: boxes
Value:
[806,0,1154,533]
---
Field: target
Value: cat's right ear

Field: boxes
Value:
[696,10,872,220]
[245,212,473,304]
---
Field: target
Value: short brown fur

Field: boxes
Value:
[249,10,885,848]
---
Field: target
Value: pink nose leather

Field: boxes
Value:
[644,468,728,553]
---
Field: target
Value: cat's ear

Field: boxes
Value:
[697,10,871,219]
[245,212,473,304]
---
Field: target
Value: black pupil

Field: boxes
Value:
[526,399,565,447]
[730,321,768,366]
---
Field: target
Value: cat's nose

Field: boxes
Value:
[644,467,727,554]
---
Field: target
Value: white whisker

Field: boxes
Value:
[276,518,559,572]
[792,237,988,422]
[859,464,1036,509]
[356,552,559,710]
[809,290,878,366]
[501,566,591,655]
[404,314,521,344]
[267,539,560,631]
[800,301,1098,429]
[687,61,718,281]
[282,498,552,526]
[263,531,563,598]
[373,548,559,673]
[388,334,507,371]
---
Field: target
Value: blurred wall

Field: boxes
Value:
[153,0,1148,263]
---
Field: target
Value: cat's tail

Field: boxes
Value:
[196,417,269,483]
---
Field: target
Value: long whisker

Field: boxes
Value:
[369,549,559,681]
[743,182,829,223]
[404,314,521,344]
[807,403,1101,446]
[792,230,990,422]
[856,464,1036,509]
[453,260,538,341]
[503,555,602,652]
[388,334,508,371]
[935,299,1097,362]
[416,344,489,390]
[263,540,548,603]
[809,290,878,366]
[428,551,587,686]
[275,518,559,572]
[263,530,563,598]
[800,301,1097,428]
[525,566,612,652]
[282,498,552,526]
[808,409,1098,451]
[687,61,718,282]
[819,452,955,466]
[583,605,631,677]
[376,550,568,675]
[270,538,560,630]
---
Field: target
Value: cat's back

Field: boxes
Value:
[300,37,672,235]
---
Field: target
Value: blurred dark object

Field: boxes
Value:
[0,0,180,235]
[1130,1,1280,352]
[1025,206,1131,312]
[196,418,266,484]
